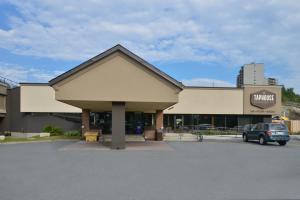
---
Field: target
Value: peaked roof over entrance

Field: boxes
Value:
[49,44,183,112]
[49,44,183,89]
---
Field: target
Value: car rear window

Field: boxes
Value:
[270,124,288,131]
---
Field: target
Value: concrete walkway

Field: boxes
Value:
[60,141,173,151]
[203,134,300,141]
[164,133,300,142]
[203,134,241,140]
[291,135,300,141]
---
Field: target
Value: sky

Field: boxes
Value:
[0,0,299,92]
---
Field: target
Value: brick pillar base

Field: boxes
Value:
[82,109,90,137]
[155,110,163,141]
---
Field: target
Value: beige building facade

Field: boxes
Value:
[49,45,183,149]
[20,84,81,113]
[51,52,181,112]
[0,45,282,148]
[243,85,281,115]
[164,85,281,116]
[165,87,244,115]
[18,84,282,116]
[0,84,7,117]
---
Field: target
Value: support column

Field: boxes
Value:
[211,115,215,127]
[112,102,125,149]
[82,109,90,137]
[155,110,163,141]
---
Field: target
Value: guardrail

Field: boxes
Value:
[0,76,18,88]
[163,125,243,135]
[284,101,300,109]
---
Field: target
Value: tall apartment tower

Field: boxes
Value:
[236,63,266,87]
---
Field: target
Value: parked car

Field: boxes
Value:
[231,125,244,132]
[196,124,214,130]
[242,124,254,134]
[243,123,290,145]
[216,127,228,131]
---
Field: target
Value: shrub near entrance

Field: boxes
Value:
[64,130,80,137]
[42,125,63,136]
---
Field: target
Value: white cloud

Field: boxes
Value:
[0,62,63,83]
[182,78,235,87]
[0,0,299,91]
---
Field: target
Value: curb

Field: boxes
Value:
[0,139,79,145]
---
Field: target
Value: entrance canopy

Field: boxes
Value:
[49,44,183,112]
[49,44,183,149]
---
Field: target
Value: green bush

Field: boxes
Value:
[42,125,63,136]
[43,125,53,133]
[64,130,81,137]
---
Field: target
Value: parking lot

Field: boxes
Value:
[1,140,300,200]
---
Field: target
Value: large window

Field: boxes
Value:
[175,115,183,128]
[214,115,225,127]
[90,112,112,133]
[164,114,175,129]
[199,115,211,125]
[90,112,155,134]
[183,115,193,127]
[144,113,154,128]
[226,115,238,128]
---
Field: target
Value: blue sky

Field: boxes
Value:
[0,0,299,91]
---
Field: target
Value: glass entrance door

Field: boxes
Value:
[126,112,143,135]
[90,112,155,135]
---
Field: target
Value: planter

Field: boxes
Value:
[84,131,98,142]
[40,132,50,137]
[0,135,5,140]
[11,132,40,138]
[144,129,155,140]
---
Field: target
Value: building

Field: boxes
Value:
[0,45,282,148]
[237,63,266,87]
[0,83,7,118]
[237,63,278,87]
[267,77,278,86]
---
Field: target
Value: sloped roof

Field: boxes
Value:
[49,44,184,89]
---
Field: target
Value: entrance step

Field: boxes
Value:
[126,135,146,142]
[163,133,198,142]
[102,135,145,142]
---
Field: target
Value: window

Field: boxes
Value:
[183,115,193,126]
[264,124,269,131]
[253,123,263,131]
[270,123,287,131]
[215,115,225,128]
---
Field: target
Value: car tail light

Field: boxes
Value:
[265,131,272,136]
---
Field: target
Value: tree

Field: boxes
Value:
[282,86,300,103]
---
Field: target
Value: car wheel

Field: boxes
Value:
[259,136,266,145]
[243,134,248,142]
[278,141,287,146]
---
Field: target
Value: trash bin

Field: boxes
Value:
[156,129,163,141]
[136,126,142,135]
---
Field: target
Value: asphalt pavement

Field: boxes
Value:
[0,140,300,200]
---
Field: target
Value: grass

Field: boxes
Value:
[0,135,81,143]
